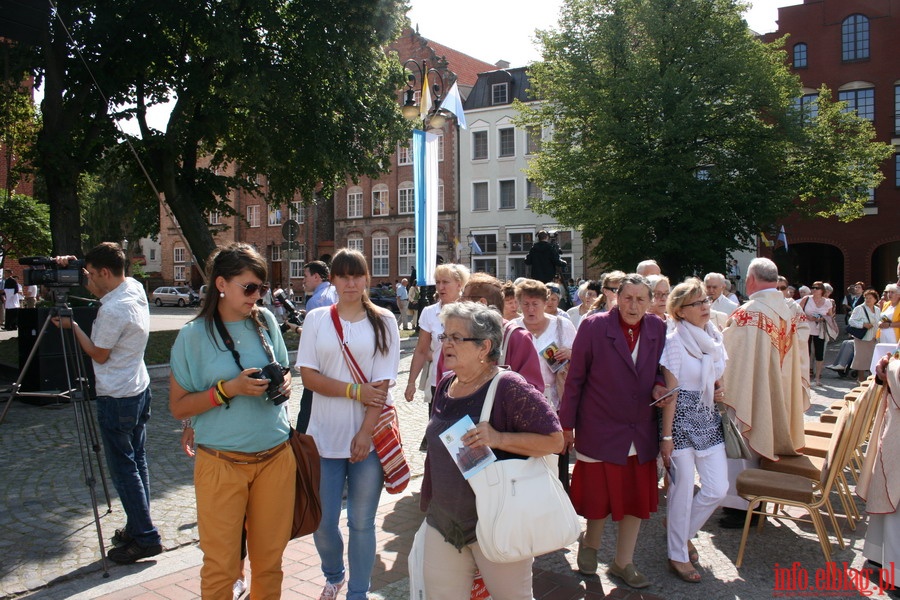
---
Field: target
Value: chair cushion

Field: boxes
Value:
[737,469,815,504]
[805,422,835,438]
[801,435,830,459]
[820,411,839,424]
[760,454,824,480]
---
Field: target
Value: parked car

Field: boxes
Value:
[150,286,197,307]
[368,287,399,313]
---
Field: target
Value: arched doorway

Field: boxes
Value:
[773,243,844,292]
[871,242,900,291]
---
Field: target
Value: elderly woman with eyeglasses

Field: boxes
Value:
[646,275,671,321]
[567,280,602,330]
[658,278,728,583]
[592,270,626,313]
[559,274,672,588]
[420,302,562,600]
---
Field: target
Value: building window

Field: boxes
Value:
[438,180,445,212]
[842,14,869,62]
[398,139,413,165]
[791,93,819,123]
[499,180,516,210]
[290,260,303,279]
[472,130,488,160]
[792,43,808,68]
[174,246,185,263]
[509,232,534,253]
[398,232,415,276]
[372,236,389,277]
[433,130,445,162]
[271,245,281,261]
[268,207,281,226]
[492,83,509,105]
[894,85,900,135]
[149,248,156,261]
[347,188,362,218]
[247,205,260,227]
[839,88,874,120]
[526,180,543,207]
[895,154,900,187]
[526,126,542,155]
[208,210,221,225]
[398,182,415,214]
[472,182,489,211]
[174,265,186,281]
[372,185,389,216]
[472,233,497,254]
[347,237,364,253]
[472,257,498,276]
[290,201,305,223]
[499,128,515,158]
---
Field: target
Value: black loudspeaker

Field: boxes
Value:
[17,307,98,397]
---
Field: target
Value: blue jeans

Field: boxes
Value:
[314,451,384,600]
[96,387,161,547]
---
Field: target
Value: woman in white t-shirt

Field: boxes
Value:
[296,248,400,600]
[513,278,577,490]
[404,263,469,405]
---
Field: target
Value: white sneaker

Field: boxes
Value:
[233,578,247,600]
[319,580,344,600]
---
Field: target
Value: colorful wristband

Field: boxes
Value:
[209,387,221,407]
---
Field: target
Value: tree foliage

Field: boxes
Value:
[0,192,52,262]
[518,0,892,278]
[9,0,411,264]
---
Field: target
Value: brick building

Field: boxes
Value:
[158,162,331,290]
[332,28,496,285]
[762,0,900,292]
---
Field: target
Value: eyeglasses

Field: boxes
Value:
[683,298,712,308]
[603,286,619,293]
[234,282,269,297]
[777,286,788,291]
[811,286,823,290]
[437,333,484,344]
[653,292,669,300]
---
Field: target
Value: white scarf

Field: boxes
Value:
[675,320,727,409]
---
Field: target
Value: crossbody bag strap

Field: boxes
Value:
[330,304,369,384]
[478,370,508,424]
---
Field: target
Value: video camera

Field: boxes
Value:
[20,256,85,287]
[275,290,305,334]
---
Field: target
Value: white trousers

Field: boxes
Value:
[668,443,729,562]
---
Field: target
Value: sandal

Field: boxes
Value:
[608,562,651,588]
[668,559,701,583]
[687,540,699,564]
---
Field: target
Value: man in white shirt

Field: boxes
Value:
[396,278,410,330]
[704,272,738,316]
[53,243,161,563]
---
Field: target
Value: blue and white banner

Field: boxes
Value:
[413,129,439,286]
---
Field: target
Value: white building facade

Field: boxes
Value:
[459,67,586,282]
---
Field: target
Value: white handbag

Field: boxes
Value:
[468,371,582,563]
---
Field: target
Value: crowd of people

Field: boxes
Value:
[39,239,900,599]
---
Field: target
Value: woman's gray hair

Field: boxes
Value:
[617,273,652,298]
[440,301,503,363]
[646,274,670,292]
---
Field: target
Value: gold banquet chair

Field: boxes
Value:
[734,404,853,567]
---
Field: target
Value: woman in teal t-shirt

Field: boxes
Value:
[169,242,294,599]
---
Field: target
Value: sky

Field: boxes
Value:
[406,0,801,68]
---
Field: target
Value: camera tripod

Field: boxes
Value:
[0,298,113,576]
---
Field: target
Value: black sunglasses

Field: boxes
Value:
[234,282,269,297]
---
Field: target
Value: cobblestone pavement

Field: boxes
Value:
[1,340,895,599]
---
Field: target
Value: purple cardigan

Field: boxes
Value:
[558,308,666,465]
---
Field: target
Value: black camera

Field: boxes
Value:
[249,362,291,405]
[275,291,305,334]
[20,256,85,287]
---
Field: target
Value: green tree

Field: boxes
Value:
[0,78,39,198]
[0,192,52,262]
[11,0,410,264]
[519,0,892,278]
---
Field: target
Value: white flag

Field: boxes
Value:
[440,81,467,129]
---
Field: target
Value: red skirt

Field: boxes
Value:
[569,456,658,521]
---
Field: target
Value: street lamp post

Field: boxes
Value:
[402,60,451,129]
